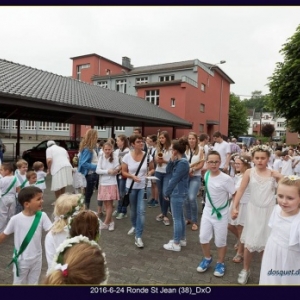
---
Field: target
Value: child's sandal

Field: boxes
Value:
[191,223,198,231]
[232,254,243,263]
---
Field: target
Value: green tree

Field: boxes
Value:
[268,24,300,132]
[228,93,249,137]
[261,124,275,138]
[242,90,270,111]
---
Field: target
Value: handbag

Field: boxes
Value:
[121,152,147,208]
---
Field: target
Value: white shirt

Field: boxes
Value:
[185,150,202,176]
[46,144,72,175]
[96,153,119,185]
[213,140,231,168]
[4,211,52,261]
[281,159,294,176]
[0,175,20,198]
[273,158,282,172]
[155,147,172,173]
[122,152,152,189]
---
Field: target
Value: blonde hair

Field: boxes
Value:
[69,210,100,241]
[278,176,300,196]
[79,129,98,152]
[52,194,83,234]
[102,142,114,163]
[44,242,107,284]
[26,170,36,181]
[16,159,28,168]
[187,132,200,155]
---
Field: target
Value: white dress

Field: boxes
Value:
[240,168,276,252]
[228,173,250,226]
[259,205,300,285]
[72,167,87,189]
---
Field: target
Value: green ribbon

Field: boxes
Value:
[20,179,28,189]
[1,177,17,197]
[204,171,228,220]
[7,211,42,277]
[35,179,45,185]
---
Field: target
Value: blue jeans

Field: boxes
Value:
[85,173,99,209]
[184,176,201,223]
[170,195,186,243]
[155,171,171,217]
[128,188,145,238]
[117,176,127,214]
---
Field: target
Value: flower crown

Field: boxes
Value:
[251,145,271,154]
[49,235,109,284]
[285,175,300,181]
[234,155,251,165]
[58,195,85,220]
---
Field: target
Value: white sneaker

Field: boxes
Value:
[100,222,109,230]
[163,241,181,252]
[116,213,127,220]
[108,222,115,231]
[128,227,135,235]
[237,269,250,284]
[135,237,144,248]
[169,239,187,246]
[112,210,118,217]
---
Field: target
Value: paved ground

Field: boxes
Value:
[0,176,261,285]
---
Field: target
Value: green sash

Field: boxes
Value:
[20,179,28,189]
[35,179,45,185]
[204,171,228,220]
[1,177,17,197]
[7,211,42,277]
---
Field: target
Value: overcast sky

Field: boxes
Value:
[0,6,299,99]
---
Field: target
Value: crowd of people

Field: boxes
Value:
[0,128,300,285]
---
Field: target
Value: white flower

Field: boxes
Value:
[286,175,300,181]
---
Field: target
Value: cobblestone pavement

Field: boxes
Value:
[0,176,261,285]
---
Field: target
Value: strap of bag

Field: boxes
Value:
[189,147,194,163]
[1,177,17,197]
[7,211,42,277]
[127,152,147,194]
[204,171,228,220]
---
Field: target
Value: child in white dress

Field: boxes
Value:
[232,145,283,284]
[32,161,47,193]
[228,155,251,263]
[72,156,86,194]
[259,175,300,285]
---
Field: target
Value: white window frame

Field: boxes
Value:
[145,90,160,106]
[200,104,205,112]
[277,122,285,127]
[136,77,149,84]
[116,80,127,93]
[76,64,90,80]
[24,121,36,130]
[11,120,18,130]
[201,83,206,92]
[0,119,10,129]
[171,98,175,107]
[115,126,125,131]
[159,75,175,82]
[95,126,106,131]
[39,122,53,131]
[97,81,108,88]
[54,123,70,131]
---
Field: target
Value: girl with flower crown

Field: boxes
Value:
[45,193,84,274]
[259,176,300,284]
[228,155,252,264]
[231,145,283,284]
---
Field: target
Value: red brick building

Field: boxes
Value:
[70,53,234,138]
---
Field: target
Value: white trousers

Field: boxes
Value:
[13,256,42,284]
[0,195,16,233]
[199,207,228,247]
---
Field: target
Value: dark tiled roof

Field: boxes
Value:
[0,59,192,128]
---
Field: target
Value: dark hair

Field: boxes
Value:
[69,210,100,241]
[117,134,129,151]
[172,136,189,154]
[129,134,143,145]
[199,134,208,142]
[212,131,222,138]
[158,131,171,150]
[1,162,14,173]
[18,186,42,208]
[32,161,44,172]
[207,150,221,161]
[149,134,157,143]
[133,127,142,134]
[26,170,36,180]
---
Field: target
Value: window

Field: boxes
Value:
[0,119,10,129]
[95,126,106,131]
[116,80,127,93]
[24,121,36,130]
[276,131,285,137]
[277,122,285,127]
[201,83,206,92]
[97,81,108,88]
[76,64,90,80]
[145,90,160,106]
[200,104,205,112]
[136,77,148,84]
[54,123,69,131]
[115,126,125,131]
[40,122,53,131]
[171,98,175,107]
[199,124,204,133]
[159,75,175,82]
[11,120,17,130]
